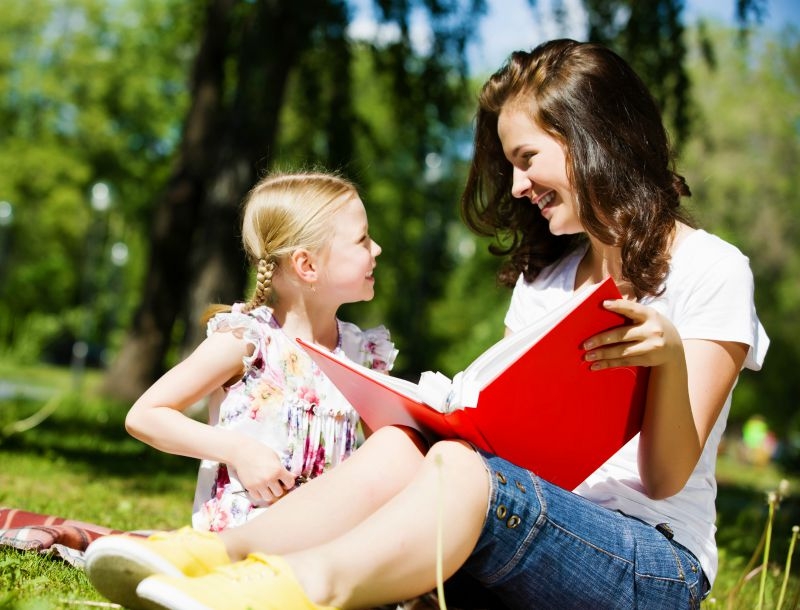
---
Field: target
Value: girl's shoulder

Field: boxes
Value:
[338,322,398,372]
[206,304,280,340]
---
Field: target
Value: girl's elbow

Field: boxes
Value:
[124,410,147,440]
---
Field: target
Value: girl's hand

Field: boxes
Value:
[582,299,684,370]
[231,439,299,504]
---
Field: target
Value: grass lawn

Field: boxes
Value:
[1,362,799,609]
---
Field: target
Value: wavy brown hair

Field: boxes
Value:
[461,39,694,298]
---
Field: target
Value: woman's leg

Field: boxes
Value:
[281,439,491,609]
[221,425,428,559]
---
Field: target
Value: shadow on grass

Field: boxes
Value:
[4,392,800,561]
[0,393,198,485]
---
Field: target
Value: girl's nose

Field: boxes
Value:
[510,166,532,199]
[372,240,382,257]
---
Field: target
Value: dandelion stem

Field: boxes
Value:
[776,525,799,610]
[757,493,777,610]
[435,454,447,610]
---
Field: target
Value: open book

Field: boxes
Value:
[298,277,649,490]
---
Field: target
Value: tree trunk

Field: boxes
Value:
[102,0,337,402]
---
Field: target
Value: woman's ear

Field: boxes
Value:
[289,248,318,284]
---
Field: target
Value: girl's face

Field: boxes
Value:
[318,195,381,304]
[497,106,583,236]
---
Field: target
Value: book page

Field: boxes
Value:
[452,281,599,407]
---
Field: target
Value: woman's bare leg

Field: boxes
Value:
[285,439,490,609]
[220,425,427,559]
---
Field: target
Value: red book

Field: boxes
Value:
[298,277,649,490]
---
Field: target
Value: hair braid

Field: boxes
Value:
[245,257,276,311]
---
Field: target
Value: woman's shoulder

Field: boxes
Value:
[338,322,398,372]
[671,229,753,280]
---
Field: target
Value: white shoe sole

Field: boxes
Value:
[85,536,185,610]
[137,577,212,610]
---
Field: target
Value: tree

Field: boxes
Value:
[0,0,769,401]
[0,0,195,364]
[679,23,800,433]
[102,0,488,400]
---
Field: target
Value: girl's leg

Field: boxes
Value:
[221,425,428,559]
[284,439,491,609]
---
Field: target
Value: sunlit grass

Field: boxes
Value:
[1,360,799,608]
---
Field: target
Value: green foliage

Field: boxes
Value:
[0,0,197,354]
[277,34,479,376]
[0,364,197,606]
[680,24,800,432]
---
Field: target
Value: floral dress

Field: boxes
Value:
[191,304,397,531]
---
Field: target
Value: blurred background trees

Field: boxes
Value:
[1,0,797,461]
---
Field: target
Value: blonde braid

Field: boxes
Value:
[246,257,276,311]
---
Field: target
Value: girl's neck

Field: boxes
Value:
[272,305,341,352]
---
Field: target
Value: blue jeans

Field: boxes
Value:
[461,451,709,609]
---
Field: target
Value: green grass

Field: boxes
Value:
[1,362,799,609]
[0,365,197,609]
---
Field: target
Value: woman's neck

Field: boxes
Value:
[575,222,694,299]
[576,239,625,290]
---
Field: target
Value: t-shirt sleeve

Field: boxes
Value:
[673,251,768,371]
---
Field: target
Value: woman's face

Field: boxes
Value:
[497,106,583,236]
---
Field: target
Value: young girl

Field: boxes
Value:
[123,171,395,533]
[86,40,768,610]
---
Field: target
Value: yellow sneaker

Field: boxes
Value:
[85,527,231,610]
[136,553,338,610]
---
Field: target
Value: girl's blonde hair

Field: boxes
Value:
[202,171,358,323]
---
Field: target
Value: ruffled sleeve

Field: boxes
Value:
[206,304,277,372]
[338,322,398,372]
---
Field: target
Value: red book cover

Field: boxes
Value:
[298,277,649,490]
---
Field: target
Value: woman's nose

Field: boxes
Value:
[510,167,531,199]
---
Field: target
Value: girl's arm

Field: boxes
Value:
[583,299,747,499]
[125,329,297,501]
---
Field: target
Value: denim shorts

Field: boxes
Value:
[460,451,709,609]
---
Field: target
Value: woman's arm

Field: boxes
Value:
[583,299,747,499]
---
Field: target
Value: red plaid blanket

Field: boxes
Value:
[0,507,148,568]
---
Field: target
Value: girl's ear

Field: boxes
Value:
[288,248,318,283]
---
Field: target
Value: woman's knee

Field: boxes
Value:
[353,426,426,489]
[422,440,490,499]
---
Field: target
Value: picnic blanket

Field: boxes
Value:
[0,507,149,569]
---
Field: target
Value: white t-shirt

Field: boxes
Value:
[504,229,769,585]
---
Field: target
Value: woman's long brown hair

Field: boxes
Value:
[461,39,694,298]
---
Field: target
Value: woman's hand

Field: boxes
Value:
[231,438,299,504]
[582,299,684,369]
[583,298,748,499]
